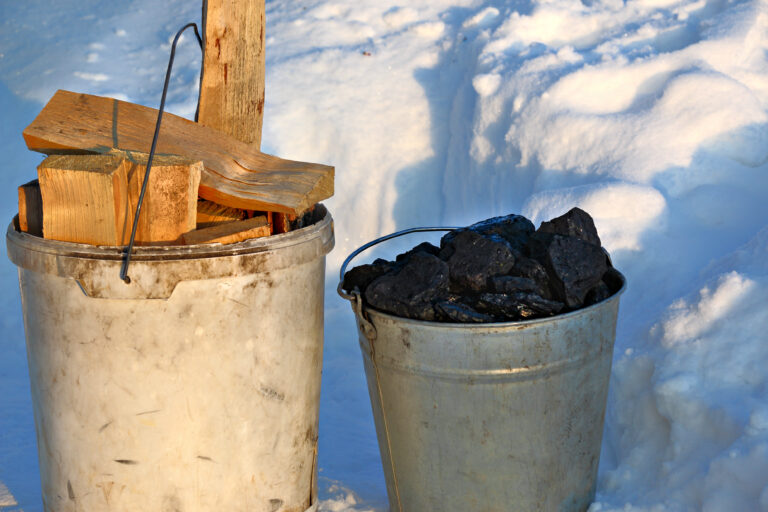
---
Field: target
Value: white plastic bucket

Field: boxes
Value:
[6,206,333,512]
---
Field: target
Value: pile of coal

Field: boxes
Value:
[341,208,623,323]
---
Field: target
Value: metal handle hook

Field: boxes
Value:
[120,22,203,284]
[336,226,460,301]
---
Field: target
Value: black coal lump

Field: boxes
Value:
[526,232,608,309]
[365,252,450,321]
[441,213,535,253]
[537,207,601,247]
[476,293,538,321]
[342,208,617,324]
[396,241,441,263]
[508,255,556,300]
[508,291,564,316]
[490,276,540,294]
[602,267,624,294]
[341,258,398,294]
[442,230,516,292]
[584,282,611,306]
[435,301,494,323]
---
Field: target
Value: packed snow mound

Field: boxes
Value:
[601,251,768,511]
[1,0,767,509]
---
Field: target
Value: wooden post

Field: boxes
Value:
[198,0,266,148]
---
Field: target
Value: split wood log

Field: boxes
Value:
[199,0,266,147]
[182,215,270,245]
[37,153,200,246]
[273,212,295,235]
[18,180,44,237]
[38,155,133,246]
[23,90,334,215]
[123,152,202,245]
[196,199,248,229]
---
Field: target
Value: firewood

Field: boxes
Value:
[18,180,43,237]
[23,90,333,215]
[37,153,200,246]
[273,212,296,234]
[122,152,201,245]
[196,199,248,229]
[182,215,270,245]
[38,155,132,246]
[199,0,265,147]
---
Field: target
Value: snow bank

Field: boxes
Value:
[0,482,17,508]
[1,0,767,509]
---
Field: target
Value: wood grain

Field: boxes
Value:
[122,152,201,245]
[38,154,132,246]
[182,215,270,245]
[37,153,200,246]
[199,0,265,147]
[196,198,248,228]
[23,90,334,215]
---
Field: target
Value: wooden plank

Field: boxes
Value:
[23,90,334,215]
[122,152,201,245]
[18,179,43,237]
[182,215,270,245]
[199,0,266,147]
[38,154,132,246]
[196,199,248,229]
[197,0,305,236]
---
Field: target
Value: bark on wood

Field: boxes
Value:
[23,90,334,215]
[18,179,43,237]
[182,215,270,245]
[199,0,266,147]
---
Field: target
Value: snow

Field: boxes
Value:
[1,0,767,510]
[0,482,17,508]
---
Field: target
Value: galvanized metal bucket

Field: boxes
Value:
[338,228,625,512]
[6,206,333,512]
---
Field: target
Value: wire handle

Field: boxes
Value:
[336,226,459,512]
[120,23,203,283]
[336,227,460,301]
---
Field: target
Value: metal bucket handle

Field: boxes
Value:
[336,227,459,340]
[336,226,459,300]
[120,22,203,283]
[336,226,459,512]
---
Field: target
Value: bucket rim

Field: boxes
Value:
[7,204,332,262]
[358,270,625,330]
